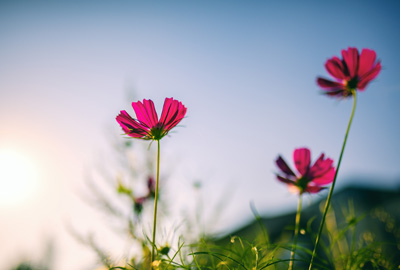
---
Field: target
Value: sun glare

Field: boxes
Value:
[0,149,39,206]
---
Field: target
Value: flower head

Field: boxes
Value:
[116,97,187,140]
[275,148,335,194]
[317,47,381,98]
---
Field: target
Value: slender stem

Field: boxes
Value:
[308,90,357,269]
[151,140,161,265]
[289,195,302,270]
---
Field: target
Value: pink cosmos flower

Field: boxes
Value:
[116,97,187,140]
[275,148,335,194]
[317,47,381,98]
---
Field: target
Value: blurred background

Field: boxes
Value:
[1,0,399,269]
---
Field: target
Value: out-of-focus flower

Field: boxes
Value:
[133,176,157,214]
[134,196,146,214]
[116,98,187,140]
[275,148,335,194]
[147,176,156,198]
[317,47,381,97]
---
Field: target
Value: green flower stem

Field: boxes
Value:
[151,140,161,265]
[289,195,302,270]
[309,90,357,270]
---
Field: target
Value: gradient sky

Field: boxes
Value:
[1,1,400,269]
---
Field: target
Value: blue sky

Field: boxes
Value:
[1,1,399,269]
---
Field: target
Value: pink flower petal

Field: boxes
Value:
[159,97,187,131]
[293,148,311,176]
[358,61,381,90]
[325,57,347,80]
[276,156,296,177]
[116,111,148,138]
[159,97,174,126]
[162,102,180,129]
[324,89,348,97]
[316,78,345,90]
[143,99,159,126]
[304,185,324,194]
[276,175,296,185]
[132,99,158,128]
[312,167,335,185]
[358,49,377,77]
[341,47,359,78]
[308,154,333,178]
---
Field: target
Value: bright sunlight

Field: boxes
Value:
[0,149,39,206]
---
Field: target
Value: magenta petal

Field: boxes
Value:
[276,175,295,185]
[317,78,347,97]
[159,97,174,126]
[325,57,346,80]
[317,77,345,90]
[143,99,159,127]
[342,47,359,78]
[324,90,347,97]
[358,49,377,77]
[159,97,187,131]
[132,99,158,128]
[131,101,147,125]
[304,185,324,194]
[276,156,296,177]
[116,111,148,138]
[358,61,381,90]
[293,148,311,176]
[308,154,333,178]
[163,100,180,130]
[312,167,335,185]
[116,111,134,134]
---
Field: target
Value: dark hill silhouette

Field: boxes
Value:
[216,184,400,268]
